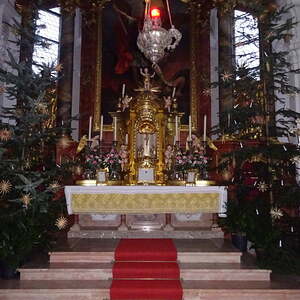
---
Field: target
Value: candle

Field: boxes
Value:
[228,113,231,128]
[188,115,192,141]
[122,84,125,97]
[291,226,294,233]
[125,133,128,145]
[172,87,176,98]
[88,116,92,140]
[203,114,207,142]
[113,117,117,141]
[175,115,178,142]
[279,240,282,247]
[100,115,103,141]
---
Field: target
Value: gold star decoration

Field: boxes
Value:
[54,64,63,72]
[202,89,211,96]
[0,129,12,142]
[59,135,71,149]
[257,181,268,192]
[221,71,233,82]
[55,216,68,230]
[21,194,32,207]
[270,208,283,220]
[0,180,12,194]
[49,181,61,191]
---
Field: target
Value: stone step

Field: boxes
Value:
[19,262,270,281]
[1,280,300,300]
[49,251,241,264]
[68,229,224,239]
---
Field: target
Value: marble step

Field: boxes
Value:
[67,229,224,239]
[1,280,300,300]
[19,262,270,281]
[49,251,242,264]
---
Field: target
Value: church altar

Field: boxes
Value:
[65,185,227,216]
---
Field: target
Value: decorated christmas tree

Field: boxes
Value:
[209,0,300,273]
[0,3,69,274]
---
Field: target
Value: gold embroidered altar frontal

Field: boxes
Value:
[71,192,220,214]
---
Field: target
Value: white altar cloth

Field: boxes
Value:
[65,185,227,216]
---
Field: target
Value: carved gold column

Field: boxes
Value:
[156,110,165,184]
[128,110,137,184]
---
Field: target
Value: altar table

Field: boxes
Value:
[65,185,227,217]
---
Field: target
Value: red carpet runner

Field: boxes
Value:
[110,239,182,300]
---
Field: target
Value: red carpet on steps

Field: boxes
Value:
[113,262,180,279]
[114,238,177,261]
[110,239,183,300]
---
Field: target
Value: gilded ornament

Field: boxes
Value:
[270,208,283,220]
[0,180,12,195]
[257,181,268,192]
[21,194,32,207]
[55,216,68,230]
[0,129,12,142]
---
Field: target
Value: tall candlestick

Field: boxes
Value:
[122,84,125,97]
[125,133,128,145]
[88,116,92,140]
[188,115,192,141]
[172,87,176,98]
[99,115,103,141]
[175,115,178,142]
[113,117,117,141]
[203,114,207,142]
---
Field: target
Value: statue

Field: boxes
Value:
[143,133,151,157]
[164,144,174,170]
[119,144,128,171]
[121,95,133,112]
[140,67,155,91]
[164,96,172,113]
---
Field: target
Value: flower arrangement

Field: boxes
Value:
[104,148,122,175]
[84,148,106,176]
[187,152,208,172]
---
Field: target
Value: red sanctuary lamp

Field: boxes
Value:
[151,7,161,19]
[137,0,181,64]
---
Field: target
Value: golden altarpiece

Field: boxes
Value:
[110,72,183,186]
[73,72,223,233]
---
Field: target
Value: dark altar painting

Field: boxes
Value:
[101,0,190,124]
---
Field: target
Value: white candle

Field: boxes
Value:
[88,116,92,140]
[113,117,117,141]
[203,114,207,142]
[188,115,192,141]
[125,133,128,145]
[175,115,178,142]
[291,226,294,233]
[228,113,231,128]
[172,87,176,98]
[279,240,282,247]
[122,84,125,97]
[100,115,103,141]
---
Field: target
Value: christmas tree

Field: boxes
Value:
[0,3,69,273]
[210,1,300,273]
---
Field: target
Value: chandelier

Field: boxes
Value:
[137,0,182,64]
